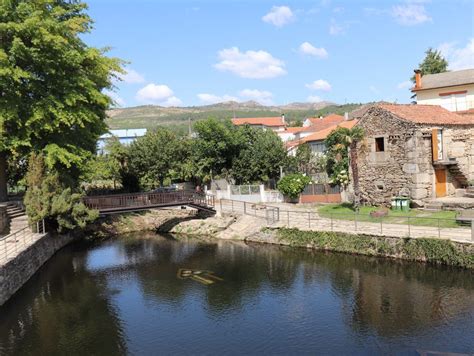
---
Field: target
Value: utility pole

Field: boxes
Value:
[188,117,192,137]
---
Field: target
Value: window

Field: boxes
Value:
[375,137,385,152]
[310,142,326,154]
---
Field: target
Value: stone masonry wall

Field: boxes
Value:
[356,107,428,206]
[0,233,73,306]
[443,126,474,183]
[356,107,474,206]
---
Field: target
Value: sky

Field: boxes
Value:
[83,0,474,108]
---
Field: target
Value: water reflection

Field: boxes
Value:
[0,233,473,354]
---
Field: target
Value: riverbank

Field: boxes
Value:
[248,228,474,269]
[95,208,474,269]
[0,233,73,306]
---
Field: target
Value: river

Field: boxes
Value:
[0,233,473,355]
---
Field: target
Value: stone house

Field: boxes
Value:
[353,104,474,206]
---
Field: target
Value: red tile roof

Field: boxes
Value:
[232,117,285,127]
[306,114,344,126]
[302,120,359,143]
[377,104,474,125]
[284,127,306,133]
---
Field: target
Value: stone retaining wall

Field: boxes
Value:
[0,233,73,306]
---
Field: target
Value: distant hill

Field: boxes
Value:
[106,100,362,135]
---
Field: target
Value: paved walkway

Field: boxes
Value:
[0,205,46,266]
[0,230,46,265]
[218,200,473,244]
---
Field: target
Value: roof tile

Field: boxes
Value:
[377,104,474,125]
[231,117,285,127]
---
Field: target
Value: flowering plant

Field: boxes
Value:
[277,173,311,199]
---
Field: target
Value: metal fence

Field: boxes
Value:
[0,220,46,264]
[219,199,474,243]
[230,185,260,195]
[301,183,341,195]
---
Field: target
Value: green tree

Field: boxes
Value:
[325,127,364,206]
[191,118,240,182]
[24,153,97,232]
[128,129,181,189]
[231,126,287,184]
[0,0,123,201]
[295,144,312,174]
[411,48,448,82]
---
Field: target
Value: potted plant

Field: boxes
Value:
[277,173,311,203]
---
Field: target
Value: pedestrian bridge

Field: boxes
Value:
[83,191,215,215]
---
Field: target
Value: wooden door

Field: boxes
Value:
[435,169,447,197]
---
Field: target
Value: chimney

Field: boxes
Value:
[344,112,349,121]
[414,69,422,89]
[281,113,285,124]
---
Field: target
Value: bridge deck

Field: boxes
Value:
[83,191,215,214]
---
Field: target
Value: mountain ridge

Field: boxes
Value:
[106,101,361,134]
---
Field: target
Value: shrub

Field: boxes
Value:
[277,173,311,199]
[24,153,98,232]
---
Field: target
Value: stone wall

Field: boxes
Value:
[0,203,7,235]
[443,126,474,182]
[355,107,474,206]
[0,233,73,306]
[355,107,426,206]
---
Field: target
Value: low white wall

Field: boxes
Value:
[208,185,284,203]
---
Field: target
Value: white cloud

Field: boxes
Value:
[299,42,328,59]
[391,4,431,25]
[307,95,323,103]
[397,80,413,89]
[239,89,274,105]
[306,79,332,91]
[135,83,182,106]
[333,6,344,13]
[215,47,286,79]
[197,93,240,104]
[262,6,295,27]
[329,19,344,35]
[439,38,474,70]
[104,90,126,107]
[119,69,145,84]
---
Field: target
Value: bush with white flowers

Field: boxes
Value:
[277,173,311,199]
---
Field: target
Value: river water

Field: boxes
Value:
[0,233,473,355]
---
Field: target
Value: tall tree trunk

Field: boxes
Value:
[0,152,8,202]
[349,142,360,211]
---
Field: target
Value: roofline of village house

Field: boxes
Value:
[411,82,474,92]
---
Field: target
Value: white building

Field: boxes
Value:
[97,128,147,154]
[412,69,474,112]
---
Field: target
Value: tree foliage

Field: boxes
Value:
[231,126,287,184]
[411,48,448,82]
[0,0,123,200]
[190,118,240,183]
[128,129,185,189]
[325,126,364,186]
[24,153,98,232]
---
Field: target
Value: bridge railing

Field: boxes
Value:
[83,191,215,211]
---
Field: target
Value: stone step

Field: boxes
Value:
[424,202,443,211]
[8,212,25,219]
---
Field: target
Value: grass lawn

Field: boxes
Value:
[317,203,463,228]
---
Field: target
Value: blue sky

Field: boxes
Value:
[84,0,474,108]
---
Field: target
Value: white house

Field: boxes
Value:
[412,68,474,112]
